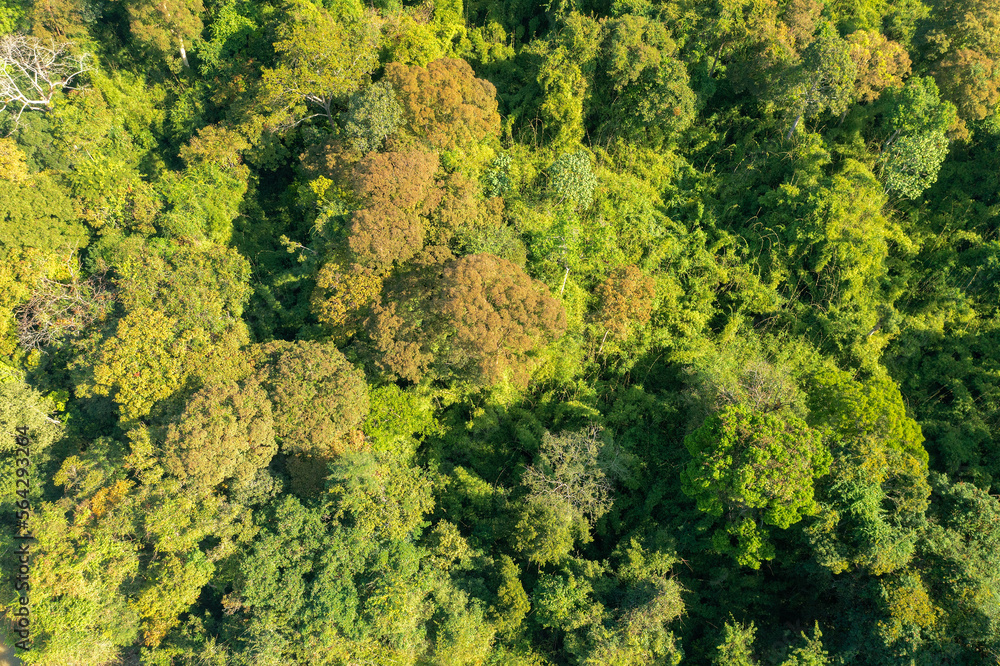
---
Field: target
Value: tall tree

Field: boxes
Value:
[342,80,405,153]
[923,0,1000,124]
[255,340,369,493]
[100,235,252,336]
[846,29,911,103]
[157,125,251,243]
[778,22,857,139]
[369,253,568,385]
[681,404,831,568]
[804,369,930,575]
[161,379,277,493]
[594,265,656,345]
[75,308,189,425]
[874,76,957,198]
[261,0,382,127]
[126,0,204,68]
[594,14,696,148]
[384,57,502,153]
[346,149,441,269]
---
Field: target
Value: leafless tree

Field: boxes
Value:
[0,34,91,126]
[15,261,114,350]
[523,425,615,522]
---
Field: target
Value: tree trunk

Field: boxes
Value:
[785,113,802,141]
[597,329,609,355]
[786,78,819,141]
[323,98,335,128]
[883,128,902,150]
[709,42,726,78]
[179,38,189,68]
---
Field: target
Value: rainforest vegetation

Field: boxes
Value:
[2,0,1000,663]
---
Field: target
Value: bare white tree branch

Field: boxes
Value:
[0,35,91,125]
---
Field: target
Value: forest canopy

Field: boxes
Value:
[3,0,1000,664]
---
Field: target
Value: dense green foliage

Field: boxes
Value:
[2,0,1000,663]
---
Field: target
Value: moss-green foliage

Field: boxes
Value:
[681,404,831,568]
[75,308,190,424]
[260,0,381,127]
[95,234,252,335]
[0,380,63,510]
[4,0,1000,663]
[48,70,167,234]
[0,0,24,33]
[161,378,277,492]
[0,167,85,256]
[594,13,696,149]
[157,126,251,243]
[342,80,404,153]
[549,148,597,210]
[255,339,369,458]
[914,474,1000,658]
[0,380,63,456]
[533,539,685,665]
[363,383,437,459]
